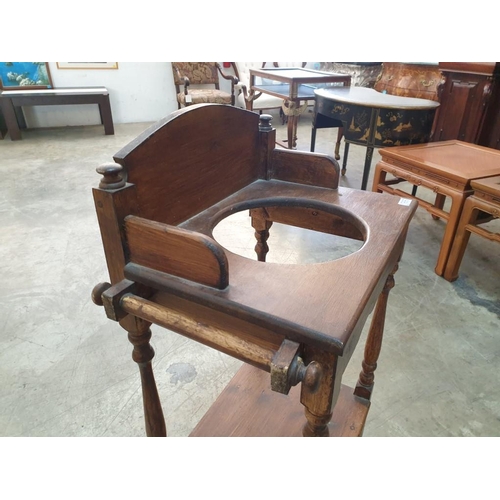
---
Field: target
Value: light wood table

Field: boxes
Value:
[444,175,500,281]
[249,67,350,150]
[373,140,500,276]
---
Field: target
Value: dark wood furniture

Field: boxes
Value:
[0,87,114,141]
[0,105,6,139]
[373,62,444,101]
[171,62,238,108]
[372,141,500,277]
[91,103,417,437]
[312,87,439,190]
[444,175,500,282]
[433,63,500,148]
[249,67,351,150]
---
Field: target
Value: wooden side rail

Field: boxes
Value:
[125,215,229,289]
[0,87,114,140]
[269,148,340,189]
[93,279,322,396]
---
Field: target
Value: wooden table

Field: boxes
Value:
[249,67,350,150]
[0,87,114,140]
[373,140,500,276]
[312,87,440,190]
[444,175,500,281]
[91,104,417,437]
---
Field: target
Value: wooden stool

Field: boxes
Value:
[91,104,417,437]
[372,141,500,276]
[444,176,500,282]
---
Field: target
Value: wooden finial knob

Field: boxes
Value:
[289,358,321,393]
[92,282,111,306]
[259,114,273,132]
[96,162,126,190]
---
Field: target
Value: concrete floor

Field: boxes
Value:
[1,107,499,437]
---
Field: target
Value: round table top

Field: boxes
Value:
[315,86,440,110]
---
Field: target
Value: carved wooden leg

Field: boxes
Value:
[354,264,397,400]
[300,348,339,437]
[121,315,167,437]
[251,210,273,262]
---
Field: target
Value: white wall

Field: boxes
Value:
[19,62,322,129]
[24,62,183,128]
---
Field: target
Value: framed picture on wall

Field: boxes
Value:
[0,62,53,90]
[56,62,119,70]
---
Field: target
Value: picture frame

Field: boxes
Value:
[0,62,53,90]
[56,62,119,70]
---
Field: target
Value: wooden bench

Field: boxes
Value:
[0,86,114,140]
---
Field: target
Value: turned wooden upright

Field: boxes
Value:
[91,103,417,437]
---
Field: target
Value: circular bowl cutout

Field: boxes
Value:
[212,203,366,265]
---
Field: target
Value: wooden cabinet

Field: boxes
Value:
[374,62,444,101]
[433,62,500,148]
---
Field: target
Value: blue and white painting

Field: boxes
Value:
[0,62,52,89]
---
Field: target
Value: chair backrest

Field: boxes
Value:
[171,62,221,91]
[113,104,262,225]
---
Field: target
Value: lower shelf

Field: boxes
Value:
[190,363,370,437]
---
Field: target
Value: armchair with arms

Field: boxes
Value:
[171,62,238,108]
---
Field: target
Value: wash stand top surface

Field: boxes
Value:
[97,104,417,357]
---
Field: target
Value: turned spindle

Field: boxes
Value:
[354,264,398,400]
[96,162,126,190]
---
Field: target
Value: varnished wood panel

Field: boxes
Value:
[125,215,229,289]
[190,363,370,437]
[113,105,261,225]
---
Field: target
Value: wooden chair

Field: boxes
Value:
[444,175,500,281]
[171,62,238,108]
[91,103,417,437]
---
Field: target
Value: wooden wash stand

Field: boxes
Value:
[91,104,417,437]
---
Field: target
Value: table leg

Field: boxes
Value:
[342,142,350,175]
[360,146,374,191]
[287,114,298,149]
[310,122,317,152]
[334,127,343,161]
[435,192,466,276]
[443,198,480,282]
[0,97,22,140]
[98,95,115,135]
[0,105,6,139]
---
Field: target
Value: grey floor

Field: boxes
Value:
[1,107,499,438]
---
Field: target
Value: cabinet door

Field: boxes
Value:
[434,74,490,143]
